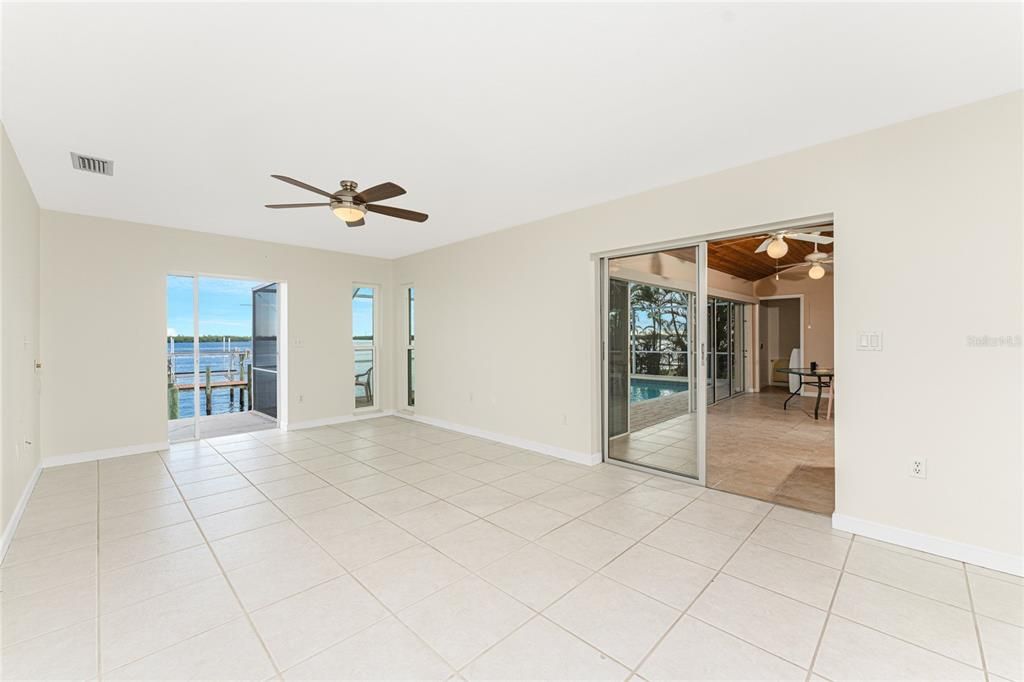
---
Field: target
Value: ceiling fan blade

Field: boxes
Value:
[265,202,330,209]
[346,218,365,227]
[777,263,808,273]
[270,175,336,199]
[787,233,834,245]
[355,182,406,204]
[365,204,429,222]
[754,236,774,253]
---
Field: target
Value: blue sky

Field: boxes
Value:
[167,276,266,337]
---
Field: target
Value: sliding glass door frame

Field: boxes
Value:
[599,243,708,486]
[707,295,747,405]
[166,271,286,442]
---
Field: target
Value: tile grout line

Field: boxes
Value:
[803,530,854,682]
[962,562,990,680]
[215,427,470,677]
[449,483,739,677]
[448,492,696,675]
[627,501,789,677]
[149,447,286,680]
[249,423,647,674]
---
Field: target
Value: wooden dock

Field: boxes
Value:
[176,379,248,391]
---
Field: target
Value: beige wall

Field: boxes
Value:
[39,212,394,459]
[756,273,835,384]
[1,124,41,537]
[395,93,1023,564]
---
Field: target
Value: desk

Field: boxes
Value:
[781,368,834,420]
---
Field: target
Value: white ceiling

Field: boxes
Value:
[2,3,1020,259]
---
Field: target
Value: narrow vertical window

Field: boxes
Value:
[406,287,415,407]
[353,286,376,408]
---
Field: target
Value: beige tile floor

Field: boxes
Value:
[613,389,835,513]
[3,416,1020,681]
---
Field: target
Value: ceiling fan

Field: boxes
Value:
[776,245,834,280]
[754,230,833,259]
[265,175,428,227]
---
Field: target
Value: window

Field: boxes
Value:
[406,287,415,407]
[353,286,376,408]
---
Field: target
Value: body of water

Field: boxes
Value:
[168,341,252,418]
[169,341,371,417]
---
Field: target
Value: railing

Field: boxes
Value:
[631,350,689,377]
[167,349,252,419]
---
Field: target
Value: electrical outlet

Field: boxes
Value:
[910,458,927,479]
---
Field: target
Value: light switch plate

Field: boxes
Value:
[857,331,883,351]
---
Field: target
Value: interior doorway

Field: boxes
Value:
[166,275,283,443]
[601,218,836,513]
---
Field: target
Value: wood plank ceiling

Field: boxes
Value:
[665,229,833,281]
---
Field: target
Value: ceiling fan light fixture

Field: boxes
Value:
[766,237,789,259]
[808,263,826,280]
[331,202,366,223]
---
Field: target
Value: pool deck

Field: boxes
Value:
[629,390,692,432]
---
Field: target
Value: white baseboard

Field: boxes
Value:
[398,414,601,466]
[833,513,1024,577]
[288,410,397,431]
[0,465,42,563]
[41,440,169,468]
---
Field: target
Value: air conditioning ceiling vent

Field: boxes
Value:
[70,152,113,176]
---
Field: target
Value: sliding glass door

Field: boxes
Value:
[167,275,199,443]
[603,245,707,482]
[705,297,746,404]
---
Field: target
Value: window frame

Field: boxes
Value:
[352,283,380,411]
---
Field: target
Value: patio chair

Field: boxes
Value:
[355,367,373,405]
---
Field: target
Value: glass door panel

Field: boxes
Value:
[251,283,279,418]
[167,275,198,443]
[605,246,703,481]
[607,277,630,438]
[731,302,745,395]
[353,286,376,408]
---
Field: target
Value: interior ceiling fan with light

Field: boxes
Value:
[775,243,834,280]
[265,175,428,227]
[754,230,833,259]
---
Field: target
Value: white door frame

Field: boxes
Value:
[757,293,806,391]
[353,282,381,413]
[166,272,288,441]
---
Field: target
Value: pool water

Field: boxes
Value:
[630,378,689,403]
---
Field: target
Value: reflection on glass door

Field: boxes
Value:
[251,283,279,418]
[604,245,705,481]
[705,297,746,404]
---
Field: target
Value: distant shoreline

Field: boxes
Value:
[169,335,251,343]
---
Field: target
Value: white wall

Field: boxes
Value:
[1,123,41,539]
[39,212,394,460]
[395,93,1023,569]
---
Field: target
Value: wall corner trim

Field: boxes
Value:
[41,441,170,468]
[287,410,397,431]
[398,414,602,466]
[832,512,1024,577]
[0,465,43,563]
